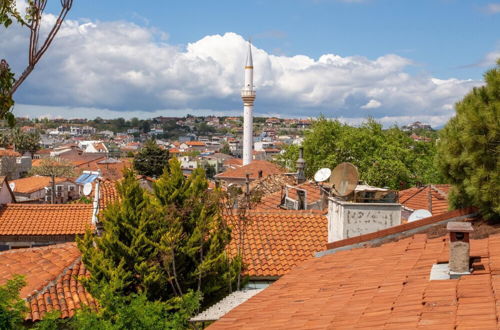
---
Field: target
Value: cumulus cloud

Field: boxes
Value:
[361,99,382,109]
[0,15,482,126]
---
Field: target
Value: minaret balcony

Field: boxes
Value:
[241,89,256,97]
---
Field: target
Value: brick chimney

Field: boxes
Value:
[447,221,473,276]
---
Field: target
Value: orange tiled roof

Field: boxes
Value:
[0,149,20,157]
[256,182,323,210]
[399,184,450,216]
[186,141,206,146]
[0,204,93,236]
[0,243,96,321]
[210,221,500,329]
[98,179,120,211]
[226,210,327,277]
[215,160,285,180]
[11,176,71,194]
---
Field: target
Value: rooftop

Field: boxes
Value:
[0,204,93,236]
[399,184,451,216]
[215,160,285,181]
[11,176,71,194]
[226,210,327,277]
[0,243,96,321]
[210,215,500,329]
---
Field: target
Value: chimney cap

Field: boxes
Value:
[446,221,474,233]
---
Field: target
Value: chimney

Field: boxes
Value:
[296,147,306,184]
[258,170,263,178]
[447,222,473,276]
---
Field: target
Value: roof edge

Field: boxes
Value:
[317,207,478,257]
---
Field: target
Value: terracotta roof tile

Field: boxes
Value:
[210,215,500,329]
[98,179,120,211]
[0,149,21,157]
[11,176,71,194]
[226,210,327,277]
[256,182,323,210]
[216,160,285,180]
[186,141,206,146]
[400,185,451,216]
[0,204,93,236]
[0,244,96,321]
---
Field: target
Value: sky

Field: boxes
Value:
[1,0,499,127]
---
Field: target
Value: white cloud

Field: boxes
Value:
[483,3,500,14]
[361,99,382,109]
[0,16,482,126]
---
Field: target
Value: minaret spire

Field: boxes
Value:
[241,41,256,166]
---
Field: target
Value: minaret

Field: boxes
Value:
[241,42,256,165]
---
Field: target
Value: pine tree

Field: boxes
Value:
[437,60,500,219]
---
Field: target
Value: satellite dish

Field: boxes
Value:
[408,209,432,222]
[83,182,92,196]
[314,168,331,183]
[8,182,15,191]
[330,162,359,197]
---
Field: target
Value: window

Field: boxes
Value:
[69,185,75,191]
[56,185,63,191]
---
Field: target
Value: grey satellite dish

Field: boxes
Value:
[83,182,92,196]
[314,168,331,183]
[8,182,15,191]
[408,209,432,222]
[330,162,359,197]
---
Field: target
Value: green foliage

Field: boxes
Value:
[133,140,170,178]
[152,158,240,307]
[79,161,239,313]
[220,142,231,155]
[32,292,200,330]
[274,143,299,171]
[0,275,27,330]
[0,60,16,126]
[280,116,443,189]
[78,169,168,300]
[0,128,40,156]
[437,60,500,219]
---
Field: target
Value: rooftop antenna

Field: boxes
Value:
[408,209,432,222]
[83,182,92,196]
[314,168,331,183]
[330,162,359,197]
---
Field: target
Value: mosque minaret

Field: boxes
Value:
[241,42,256,166]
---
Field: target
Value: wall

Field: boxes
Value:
[328,197,402,243]
[0,181,14,204]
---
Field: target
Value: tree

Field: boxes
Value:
[152,159,240,306]
[0,275,27,330]
[133,140,170,178]
[0,128,40,156]
[29,158,74,204]
[437,60,500,219]
[1,0,74,125]
[220,142,231,155]
[279,116,442,190]
[78,162,240,310]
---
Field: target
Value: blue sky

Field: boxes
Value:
[3,0,500,126]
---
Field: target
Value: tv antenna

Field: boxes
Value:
[330,162,359,197]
